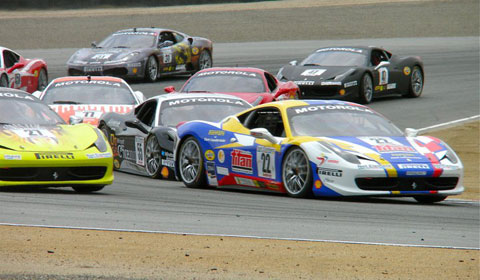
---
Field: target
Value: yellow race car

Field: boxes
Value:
[0,88,113,192]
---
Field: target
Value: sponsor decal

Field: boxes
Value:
[0,92,35,100]
[375,145,415,153]
[301,69,326,76]
[163,48,172,64]
[316,47,363,53]
[206,161,218,186]
[135,136,145,166]
[168,98,245,106]
[406,171,427,176]
[197,71,257,77]
[161,159,175,168]
[3,154,21,160]
[54,80,122,87]
[375,85,386,91]
[161,166,169,178]
[323,177,335,183]
[315,180,322,189]
[317,155,328,165]
[92,53,113,60]
[257,146,276,179]
[294,105,373,114]
[321,81,342,86]
[231,149,253,174]
[35,152,75,160]
[234,177,256,187]
[398,164,430,169]
[403,66,411,75]
[294,80,315,86]
[357,164,383,170]
[204,137,226,143]
[205,150,215,161]
[216,166,229,176]
[208,130,225,136]
[317,167,343,177]
[344,81,358,88]
[117,145,136,161]
[387,83,396,90]
[192,47,199,55]
[86,153,112,159]
[114,159,121,169]
[75,110,103,119]
[218,150,225,163]
[433,164,459,170]
[127,62,142,68]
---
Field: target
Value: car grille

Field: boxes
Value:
[68,69,85,76]
[104,68,129,76]
[355,177,459,191]
[299,86,340,98]
[0,167,107,181]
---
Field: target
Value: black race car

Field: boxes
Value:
[67,28,213,82]
[98,93,252,180]
[276,46,424,103]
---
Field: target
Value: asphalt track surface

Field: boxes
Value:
[1,37,479,249]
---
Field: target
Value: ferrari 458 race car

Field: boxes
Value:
[175,100,463,203]
[67,28,213,82]
[98,93,252,179]
[0,46,48,93]
[276,46,424,103]
[0,88,113,192]
[164,67,299,105]
[33,76,145,126]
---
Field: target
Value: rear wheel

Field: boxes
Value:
[405,66,423,98]
[414,195,447,203]
[72,185,105,193]
[145,135,162,178]
[197,51,212,71]
[282,147,313,198]
[178,137,206,188]
[37,68,48,90]
[358,74,373,104]
[145,56,158,82]
[0,74,8,88]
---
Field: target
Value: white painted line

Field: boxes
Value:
[417,115,480,133]
[1,222,478,250]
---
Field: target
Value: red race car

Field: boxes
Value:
[164,67,299,105]
[0,46,48,93]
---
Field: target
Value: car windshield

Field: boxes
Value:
[97,32,156,48]
[182,71,266,93]
[159,97,251,127]
[0,99,65,125]
[287,105,403,137]
[301,49,367,67]
[43,80,136,105]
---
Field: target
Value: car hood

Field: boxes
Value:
[0,123,98,152]
[70,47,149,63]
[50,104,135,126]
[281,65,357,83]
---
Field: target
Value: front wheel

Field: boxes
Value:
[145,56,158,82]
[413,195,447,203]
[72,185,105,193]
[358,74,373,104]
[282,147,313,198]
[178,137,206,188]
[145,135,162,178]
[37,68,48,90]
[405,66,423,98]
[0,74,8,88]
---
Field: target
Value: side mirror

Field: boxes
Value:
[273,87,291,99]
[159,40,174,48]
[91,41,97,48]
[188,38,193,45]
[7,62,25,73]
[250,128,280,144]
[289,60,298,66]
[164,86,176,93]
[32,91,42,99]
[133,91,146,103]
[125,119,149,134]
[69,115,84,125]
[374,61,390,70]
[404,128,418,137]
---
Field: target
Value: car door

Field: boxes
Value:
[157,31,177,73]
[2,49,24,89]
[370,49,402,94]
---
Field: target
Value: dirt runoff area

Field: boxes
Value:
[0,122,478,280]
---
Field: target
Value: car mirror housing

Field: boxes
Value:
[69,115,84,125]
[134,91,146,103]
[91,41,97,48]
[374,61,390,70]
[159,40,174,48]
[164,86,176,93]
[125,119,149,134]
[7,62,25,73]
[289,60,298,66]
[404,128,418,137]
[250,128,280,144]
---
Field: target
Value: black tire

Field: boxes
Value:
[145,135,162,179]
[99,124,110,143]
[37,68,48,90]
[197,50,212,71]
[72,185,105,193]
[0,74,8,88]
[358,73,373,104]
[282,147,313,198]
[414,195,448,204]
[178,137,206,188]
[405,66,424,98]
[144,56,158,82]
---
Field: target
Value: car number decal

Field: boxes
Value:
[14,73,21,87]
[135,136,145,166]
[378,67,389,85]
[163,49,172,64]
[301,69,326,76]
[257,146,276,179]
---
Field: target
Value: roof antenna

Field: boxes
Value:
[133,27,137,32]
[87,75,91,81]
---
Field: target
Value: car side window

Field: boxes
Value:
[264,72,278,92]
[243,107,285,137]
[173,33,184,43]
[136,100,157,127]
[3,50,19,68]
[371,50,389,66]
[158,31,176,47]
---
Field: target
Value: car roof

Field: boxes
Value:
[196,67,266,74]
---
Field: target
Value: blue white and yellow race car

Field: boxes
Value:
[174,100,463,203]
[0,88,113,192]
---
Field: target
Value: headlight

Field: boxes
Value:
[441,144,459,164]
[319,141,360,164]
[93,129,108,152]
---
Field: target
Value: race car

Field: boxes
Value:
[175,100,463,203]
[98,93,252,179]
[0,88,113,192]
[164,67,299,105]
[67,28,213,82]
[33,76,145,126]
[0,46,48,93]
[276,46,424,104]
